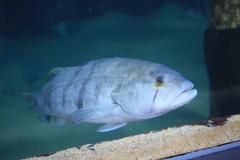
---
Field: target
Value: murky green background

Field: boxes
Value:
[0,2,209,159]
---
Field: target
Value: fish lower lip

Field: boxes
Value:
[182,85,194,93]
[178,86,195,99]
[171,88,197,108]
[183,88,193,93]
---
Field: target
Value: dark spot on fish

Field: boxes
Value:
[43,92,52,110]
[62,69,82,107]
[77,99,83,109]
[62,83,70,107]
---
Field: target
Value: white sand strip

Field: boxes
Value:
[26,115,240,160]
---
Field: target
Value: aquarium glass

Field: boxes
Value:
[0,0,214,159]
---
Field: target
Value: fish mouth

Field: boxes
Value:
[170,82,197,108]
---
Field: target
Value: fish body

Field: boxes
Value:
[33,58,197,132]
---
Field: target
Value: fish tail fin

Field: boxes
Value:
[15,91,38,112]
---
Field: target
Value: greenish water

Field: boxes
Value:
[0,2,209,159]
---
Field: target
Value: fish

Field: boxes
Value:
[31,57,197,132]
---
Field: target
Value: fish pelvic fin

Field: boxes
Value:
[97,123,127,132]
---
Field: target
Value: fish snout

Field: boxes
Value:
[181,80,194,93]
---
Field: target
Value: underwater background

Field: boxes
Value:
[1,0,210,159]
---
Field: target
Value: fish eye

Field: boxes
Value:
[155,76,164,88]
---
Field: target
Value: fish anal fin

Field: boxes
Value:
[53,118,66,126]
[97,123,127,132]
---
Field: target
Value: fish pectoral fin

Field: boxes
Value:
[97,123,127,132]
[68,108,98,124]
[69,105,116,124]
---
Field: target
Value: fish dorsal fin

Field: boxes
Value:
[47,67,67,81]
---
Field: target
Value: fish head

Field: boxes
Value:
[149,64,197,116]
[114,63,197,118]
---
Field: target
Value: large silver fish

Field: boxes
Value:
[32,58,197,132]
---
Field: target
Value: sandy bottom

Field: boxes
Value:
[26,114,240,160]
